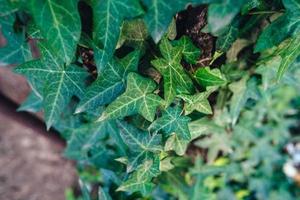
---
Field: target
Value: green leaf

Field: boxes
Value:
[118,19,148,50]
[142,0,185,43]
[0,0,18,16]
[207,0,246,35]
[277,35,300,80]
[255,0,300,52]
[216,24,239,52]
[98,187,112,200]
[164,133,189,155]
[194,67,227,87]
[117,121,162,172]
[151,38,194,106]
[0,14,31,65]
[64,120,122,165]
[92,0,143,70]
[149,106,191,140]
[178,88,215,115]
[98,72,163,122]
[117,156,160,195]
[173,36,201,64]
[142,0,216,43]
[229,77,260,125]
[15,42,88,129]
[17,79,43,112]
[76,50,140,113]
[28,0,81,64]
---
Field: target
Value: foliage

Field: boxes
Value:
[1,0,300,199]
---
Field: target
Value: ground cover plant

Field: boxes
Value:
[1,0,300,199]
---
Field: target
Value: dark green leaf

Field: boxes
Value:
[28,0,81,64]
[76,50,140,113]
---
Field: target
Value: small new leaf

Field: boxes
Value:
[151,38,194,106]
[194,67,227,87]
[173,36,201,64]
[178,89,214,115]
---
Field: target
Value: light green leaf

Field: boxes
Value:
[28,0,81,64]
[117,156,160,195]
[15,42,88,129]
[277,35,300,80]
[92,0,143,70]
[229,77,260,125]
[98,72,163,122]
[0,14,31,65]
[194,67,227,87]
[76,50,139,113]
[174,36,201,64]
[149,106,191,140]
[151,38,194,106]
[178,89,214,115]
[164,133,189,155]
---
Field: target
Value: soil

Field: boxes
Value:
[0,96,77,200]
[176,5,215,67]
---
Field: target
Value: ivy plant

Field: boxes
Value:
[1,0,300,199]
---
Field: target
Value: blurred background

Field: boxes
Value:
[0,67,77,200]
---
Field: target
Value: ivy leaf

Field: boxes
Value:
[277,35,300,80]
[64,121,122,165]
[28,0,81,64]
[17,79,43,112]
[255,0,300,52]
[15,42,88,129]
[173,36,201,64]
[216,23,239,52]
[118,19,148,50]
[76,50,140,113]
[229,77,260,125]
[207,0,246,35]
[98,187,112,200]
[194,67,227,87]
[142,0,216,43]
[164,133,189,155]
[92,0,143,70]
[0,0,18,16]
[178,89,215,115]
[149,106,191,140]
[0,14,31,65]
[151,38,194,106]
[117,156,160,195]
[117,121,162,172]
[98,72,163,122]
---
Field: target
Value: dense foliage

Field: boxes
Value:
[1,0,300,199]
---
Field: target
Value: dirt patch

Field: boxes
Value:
[0,98,77,200]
